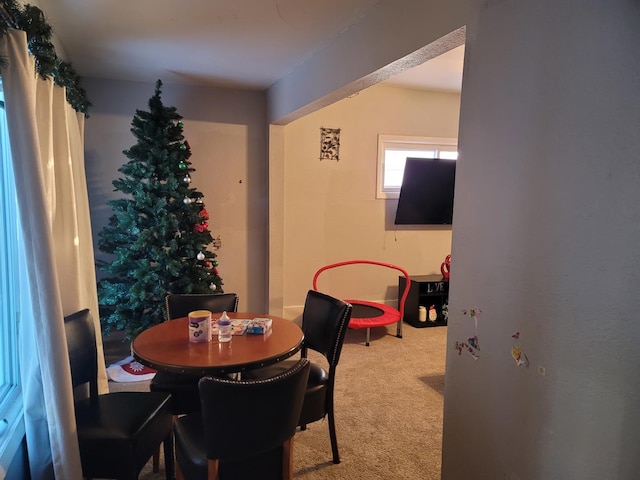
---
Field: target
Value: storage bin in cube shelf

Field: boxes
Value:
[246,318,272,334]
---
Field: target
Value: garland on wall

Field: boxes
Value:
[0,0,91,114]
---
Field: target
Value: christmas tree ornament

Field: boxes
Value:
[212,260,219,267]
[178,161,187,170]
[183,174,191,183]
[195,197,203,204]
[177,121,184,128]
[179,143,187,151]
[196,251,205,261]
[183,196,192,204]
[210,283,217,291]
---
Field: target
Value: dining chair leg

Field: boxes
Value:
[154,414,178,476]
[208,459,220,480]
[164,432,175,480]
[282,436,294,480]
[328,403,340,464]
[176,461,185,480]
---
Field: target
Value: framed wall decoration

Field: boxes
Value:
[320,127,341,161]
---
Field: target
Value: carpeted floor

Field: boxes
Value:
[105,322,447,479]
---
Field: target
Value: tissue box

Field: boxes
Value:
[246,318,272,335]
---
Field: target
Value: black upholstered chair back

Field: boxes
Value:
[300,290,352,367]
[238,290,352,465]
[64,309,175,480]
[165,293,239,320]
[64,308,99,398]
[199,358,310,462]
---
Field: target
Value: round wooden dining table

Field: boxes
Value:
[132,312,304,376]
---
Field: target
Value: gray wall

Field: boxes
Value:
[443,1,640,478]
[267,0,467,124]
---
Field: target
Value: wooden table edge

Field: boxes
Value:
[131,314,304,376]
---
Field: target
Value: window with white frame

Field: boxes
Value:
[0,82,26,473]
[376,135,458,199]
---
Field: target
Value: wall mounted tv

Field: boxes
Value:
[394,157,457,225]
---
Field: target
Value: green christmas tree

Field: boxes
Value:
[97,80,223,337]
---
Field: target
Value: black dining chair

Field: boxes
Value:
[243,290,352,464]
[164,293,239,322]
[150,293,239,415]
[174,358,311,480]
[64,308,174,480]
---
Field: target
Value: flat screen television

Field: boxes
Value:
[394,157,456,225]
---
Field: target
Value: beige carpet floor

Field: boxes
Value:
[106,322,447,479]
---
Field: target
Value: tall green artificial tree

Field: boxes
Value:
[97,80,223,337]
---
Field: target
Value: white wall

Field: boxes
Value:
[83,78,268,313]
[280,85,460,318]
[266,0,468,317]
[443,1,640,478]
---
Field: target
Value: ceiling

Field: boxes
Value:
[382,45,464,92]
[42,0,463,93]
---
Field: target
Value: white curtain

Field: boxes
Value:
[0,29,106,479]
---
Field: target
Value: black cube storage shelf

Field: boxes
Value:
[399,274,449,328]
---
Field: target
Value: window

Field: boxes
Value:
[376,135,458,199]
[0,83,25,473]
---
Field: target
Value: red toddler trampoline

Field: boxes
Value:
[312,260,411,346]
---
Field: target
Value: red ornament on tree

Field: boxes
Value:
[193,223,205,233]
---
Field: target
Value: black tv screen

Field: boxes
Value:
[394,157,456,225]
